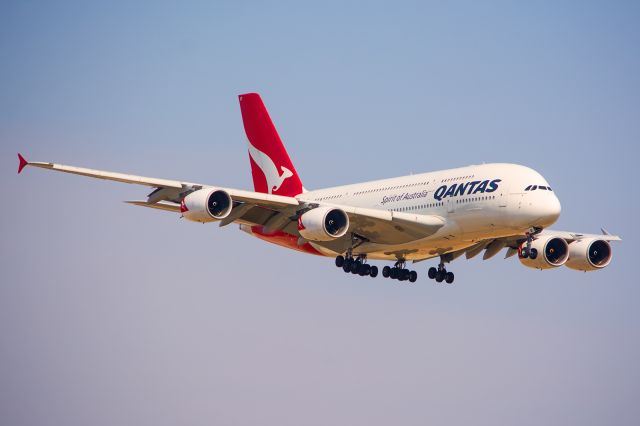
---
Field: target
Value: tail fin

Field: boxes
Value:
[239,93,304,196]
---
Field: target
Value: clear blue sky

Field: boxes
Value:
[2,1,639,425]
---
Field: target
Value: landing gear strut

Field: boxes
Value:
[428,257,454,284]
[382,260,418,283]
[335,254,378,278]
[520,228,541,259]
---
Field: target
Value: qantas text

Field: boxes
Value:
[433,179,502,201]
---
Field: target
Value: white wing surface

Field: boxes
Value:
[18,154,444,245]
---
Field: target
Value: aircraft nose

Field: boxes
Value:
[543,193,561,225]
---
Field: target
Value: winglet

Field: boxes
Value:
[17,153,28,174]
[601,227,611,236]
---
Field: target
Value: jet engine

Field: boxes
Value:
[181,188,232,223]
[565,238,612,271]
[298,207,349,241]
[519,235,569,269]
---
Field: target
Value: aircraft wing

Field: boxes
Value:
[537,229,622,242]
[19,153,445,245]
[18,153,297,209]
[421,227,623,265]
[317,202,445,245]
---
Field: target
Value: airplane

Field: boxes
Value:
[17,93,621,284]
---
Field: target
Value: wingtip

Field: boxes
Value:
[17,153,28,174]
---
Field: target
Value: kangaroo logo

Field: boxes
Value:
[247,142,293,194]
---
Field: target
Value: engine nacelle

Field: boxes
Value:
[180,189,232,223]
[298,207,349,241]
[565,238,612,271]
[519,235,569,270]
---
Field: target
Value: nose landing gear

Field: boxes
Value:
[520,228,541,259]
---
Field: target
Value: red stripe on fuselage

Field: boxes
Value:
[249,226,322,256]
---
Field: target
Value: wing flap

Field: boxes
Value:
[125,200,182,213]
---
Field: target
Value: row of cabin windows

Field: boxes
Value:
[441,175,474,183]
[390,195,496,212]
[353,181,431,196]
[456,195,495,203]
[315,194,342,201]
[391,202,443,212]
[524,185,553,192]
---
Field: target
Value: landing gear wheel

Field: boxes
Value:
[382,266,391,278]
[403,269,412,281]
[409,271,418,283]
[445,272,454,284]
[335,255,345,268]
[359,264,371,276]
[529,248,538,260]
[369,266,378,278]
[390,268,399,280]
[350,260,361,274]
[521,248,529,258]
[428,267,437,279]
[342,259,352,273]
[435,271,445,283]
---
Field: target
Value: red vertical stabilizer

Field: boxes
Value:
[238,93,304,196]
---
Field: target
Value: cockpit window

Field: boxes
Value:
[525,184,553,192]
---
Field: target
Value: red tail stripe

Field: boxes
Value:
[239,93,303,196]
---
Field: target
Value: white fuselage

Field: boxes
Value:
[296,163,561,260]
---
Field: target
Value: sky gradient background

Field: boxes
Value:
[2,1,639,425]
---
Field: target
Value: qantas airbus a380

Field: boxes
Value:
[18,93,620,283]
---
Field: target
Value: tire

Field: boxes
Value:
[390,268,399,280]
[428,267,437,279]
[370,266,379,278]
[335,255,345,268]
[402,269,411,281]
[521,248,529,258]
[529,248,538,260]
[445,272,454,284]
[409,271,418,283]
[382,266,391,278]
[435,271,445,283]
[351,260,360,274]
[361,264,371,276]
[343,261,351,273]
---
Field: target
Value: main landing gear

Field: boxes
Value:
[427,258,454,284]
[381,260,418,283]
[335,255,378,278]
